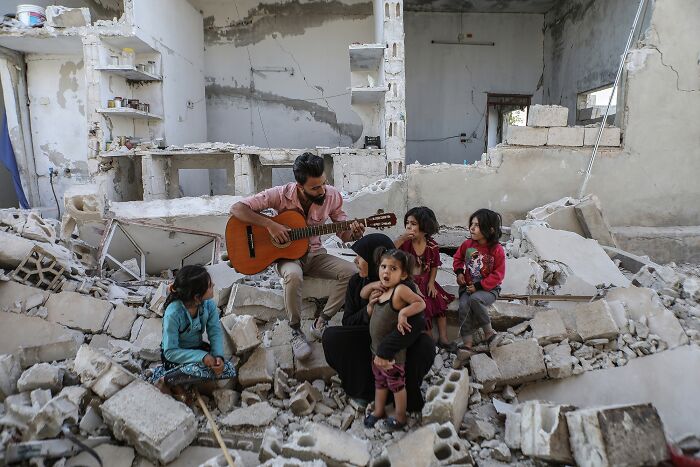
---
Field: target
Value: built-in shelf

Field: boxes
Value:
[97,108,162,120]
[351,86,388,105]
[349,43,385,71]
[95,65,161,81]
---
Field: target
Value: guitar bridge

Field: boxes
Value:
[246,226,255,258]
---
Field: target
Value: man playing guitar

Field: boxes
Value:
[230,153,365,360]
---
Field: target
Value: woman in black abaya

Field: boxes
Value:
[321,233,436,411]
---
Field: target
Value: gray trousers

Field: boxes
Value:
[277,249,358,328]
[458,289,498,337]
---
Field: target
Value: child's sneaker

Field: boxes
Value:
[291,328,312,360]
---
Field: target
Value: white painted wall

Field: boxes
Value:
[26,55,88,215]
[193,0,374,148]
[404,12,544,165]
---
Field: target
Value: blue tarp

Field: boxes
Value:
[0,113,29,208]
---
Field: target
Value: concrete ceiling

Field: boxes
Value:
[405,0,561,13]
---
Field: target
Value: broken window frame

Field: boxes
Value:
[97,218,222,281]
[485,94,532,151]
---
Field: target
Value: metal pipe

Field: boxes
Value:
[578,0,648,198]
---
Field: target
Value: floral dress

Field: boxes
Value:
[399,238,455,328]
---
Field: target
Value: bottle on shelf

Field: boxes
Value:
[121,48,135,67]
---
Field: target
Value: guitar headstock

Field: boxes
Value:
[365,212,397,230]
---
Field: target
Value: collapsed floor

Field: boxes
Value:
[1,199,700,466]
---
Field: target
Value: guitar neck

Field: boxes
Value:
[289,218,367,240]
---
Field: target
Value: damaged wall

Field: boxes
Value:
[0,0,124,21]
[542,0,649,123]
[404,12,544,164]
[192,0,373,148]
[408,0,700,230]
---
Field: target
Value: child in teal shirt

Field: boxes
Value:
[152,265,235,399]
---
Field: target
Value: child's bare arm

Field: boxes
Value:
[393,284,426,317]
[360,280,382,299]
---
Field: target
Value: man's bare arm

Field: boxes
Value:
[230,202,290,244]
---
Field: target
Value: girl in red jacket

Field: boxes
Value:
[453,209,506,352]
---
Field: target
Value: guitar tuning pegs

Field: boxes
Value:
[376,209,385,214]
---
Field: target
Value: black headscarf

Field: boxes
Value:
[350,233,395,281]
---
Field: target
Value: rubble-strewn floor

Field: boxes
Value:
[1,207,699,466]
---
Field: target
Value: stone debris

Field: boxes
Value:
[221,313,260,354]
[377,422,472,466]
[73,345,134,399]
[45,291,112,333]
[16,363,64,393]
[422,369,470,428]
[289,381,323,416]
[519,401,574,464]
[281,422,370,467]
[491,339,547,386]
[530,309,567,345]
[220,402,278,428]
[469,354,501,392]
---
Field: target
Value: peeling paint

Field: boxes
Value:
[203,0,372,46]
[39,143,70,168]
[206,83,362,141]
[57,61,82,109]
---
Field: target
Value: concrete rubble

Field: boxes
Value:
[0,196,698,465]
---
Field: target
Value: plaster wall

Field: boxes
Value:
[193,0,373,148]
[404,12,544,165]
[542,0,650,123]
[26,54,88,216]
[0,0,124,21]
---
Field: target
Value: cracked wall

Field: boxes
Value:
[405,12,544,164]
[192,0,373,148]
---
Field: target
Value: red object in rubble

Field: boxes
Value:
[669,444,700,467]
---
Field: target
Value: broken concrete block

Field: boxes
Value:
[505,126,548,146]
[294,342,336,382]
[259,426,284,462]
[0,312,84,367]
[290,381,322,416]
[220,314,260,354]
[566,403,668,467]
[0,231,36,269]
[148,282,168,316]
[45,291,112,333]
[238,346,275,387]
[132,318,162,361]
[544,342,573,379]
[0,281,49,313]
[520,401,574,464]
[73,345,134,399]
[105,304,138,340]
[101,380,197,464]
[377,422,472,466]
[197,449,246,467]
[527,105,569,127]
[583,126,621,146]
[206,262,244,307]
[526,197,585,236]
[422,369,470,428]
[79,404,104,435]
[501,257,545,295]
[522,226,630,288]
[547,126,584,146]
[491,339,547,386]
[220,402,277,428]
[469,353,501,392]
[282,422,370,467]
[45,5,91,27]
[225,284,285,322]
[0,353,22,401]
[260,458,325,467]
[66,444,134,467]
[25,394,80,440]
[212,389,237,413]
[489,302,539,330]
[274,367,291,399]
[12,245,66,290]
[504,411,522,450]
[531,310,568,345]
[462,415,495,441]
[574,196,617,247]
[16,363,64,393]
[574,300,620,341]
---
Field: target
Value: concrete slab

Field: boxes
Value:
[489,302,539,331]
[220,402,277,428]
[0,353,21,400]
[500,257,545,295]
[225,284,286,322]
[132,318,163,361]
[491,339,547,386]
[574,196,617,247]
[574,300,620,341]
[531,310,567,345]
[518,346,700,439]
[0,281,49,313]
[422,369,470,428]
[0,312,84,367]
[45,291,112,333]
[105,304,139,340]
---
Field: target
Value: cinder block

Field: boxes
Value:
[505,126,548,146]
[531,310,568,345]
[377,422,472,466]
[73,345,134,399]
[520,401,575,464]
[11,246,64,291]
[547,127,584,146]
[491,339,547,386]
[45,291,112,333]
[422,369,470,428]
[544,342,573,379]
[583,126,621,146]
[16,363,64,393]
[101,380,197,464]
[574,301,619,340]
[281,422,370,467]
[566,403,669,467]
[289,381,322,416]
[221,314,260,354]
[527,105,569,127]
[469,354,501,392]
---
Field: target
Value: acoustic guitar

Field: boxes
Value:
[225,210,397,275]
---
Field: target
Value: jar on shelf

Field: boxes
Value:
[128,99,139,109]
[110,54,120,66]
[121,48,135,67]
[107,99,116,108]
[147,61,156,74]
[113,96,123,108]
[143,103,150,113]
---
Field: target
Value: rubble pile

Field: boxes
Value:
[1,205,699,466]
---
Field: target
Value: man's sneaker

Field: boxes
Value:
[291,329,312,360]
[309,318,328,340]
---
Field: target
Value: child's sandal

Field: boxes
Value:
[364,413,384,428]
[384,417,407,431]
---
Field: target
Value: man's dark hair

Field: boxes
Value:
[293,153,325,185]
[469,208,503,246]
[404,206,440,237]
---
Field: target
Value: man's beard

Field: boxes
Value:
[305,191,325,205]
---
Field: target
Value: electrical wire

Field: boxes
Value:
[49,169,61,217]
